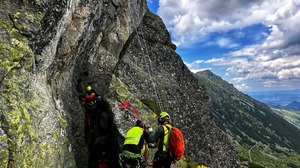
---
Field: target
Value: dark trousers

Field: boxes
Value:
[85,105,98,128]
[152,152,172,168]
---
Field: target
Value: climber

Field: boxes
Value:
[79,85,102,144]
[80,85,97,107]
[120,120,150,168]
[149,112,173,168]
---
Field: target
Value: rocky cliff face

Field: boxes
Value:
[0,0,239,167]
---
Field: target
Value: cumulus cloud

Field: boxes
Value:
[158,0,288,45]
[232,77,245,83]
[159,0,300,51]
[205,57,251,68]
[158,0,300,90]
[210,38,239,48]
[184,60,209,73]
[200,44,300,90]
[235,83,251,90]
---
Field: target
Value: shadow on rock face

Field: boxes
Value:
[85,98,123,168]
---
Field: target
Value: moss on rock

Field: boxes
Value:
[0,2,75,167]
[140,98,161,115]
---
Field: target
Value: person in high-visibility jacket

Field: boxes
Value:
[121,120,150,168]
[149,112,173,168]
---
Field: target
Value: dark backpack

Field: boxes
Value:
[165,126,185,161]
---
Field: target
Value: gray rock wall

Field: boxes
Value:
[0,0,239,167]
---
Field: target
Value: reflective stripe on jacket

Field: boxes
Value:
[162,124,172,152]
[122,126,145,158]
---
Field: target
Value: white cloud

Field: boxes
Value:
[216,38,239,48]
[205,57,251,68]
[194,60,204,64]
[184,60,208,73]
[158,0,300,90]
[158,0,289,45]
[158,0,300,55]
[224,51,300,77]
[231,46,258,57]
[189,68,210,74]
[262,80,278,88]
[217,38,230,47]
[201,47,300,90]
[277,67,300,79]
[232,77,246,83]
[235,83,250,90]
[204,58,225,64]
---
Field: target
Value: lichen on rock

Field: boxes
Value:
[1,0,240,167]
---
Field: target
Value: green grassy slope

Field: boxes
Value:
[195,70,300,167]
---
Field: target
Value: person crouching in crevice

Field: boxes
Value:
[79,85,100,144]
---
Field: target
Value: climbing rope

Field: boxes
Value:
[121,0,127,48]
[120,0,164,111]
[119,2,164,166]
[135,29,164,111]
[118,99,141,120]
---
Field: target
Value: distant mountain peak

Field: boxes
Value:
[196,69,214,76]
[286,100,300,111]
[195,70,237,92]
[289,100,300,104]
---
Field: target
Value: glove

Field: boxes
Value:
[148,127,153,132]
[148,143,156,148]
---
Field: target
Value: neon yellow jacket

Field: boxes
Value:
[162,124,172,152]
[122,126,149,158]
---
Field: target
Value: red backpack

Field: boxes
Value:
[165,126,185,161]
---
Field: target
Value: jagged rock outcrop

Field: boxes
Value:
[0,0,239,167]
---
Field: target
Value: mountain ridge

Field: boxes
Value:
[195,69,300,167]
[286,101,300,111]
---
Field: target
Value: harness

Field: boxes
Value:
[119,152,145,168]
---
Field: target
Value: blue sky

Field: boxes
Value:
[147,0,300,92]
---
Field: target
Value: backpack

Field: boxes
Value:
[165,126,185,161]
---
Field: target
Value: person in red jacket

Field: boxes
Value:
[80,85,99,144]
[81,85,97,107]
